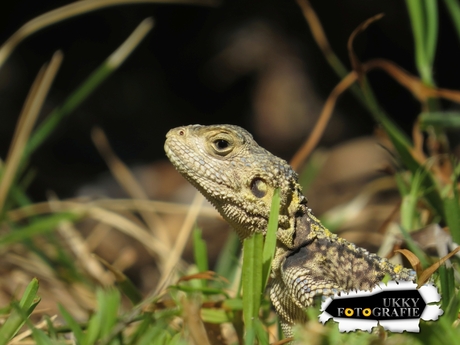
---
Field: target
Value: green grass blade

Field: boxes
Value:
[31,328,57,345]
[242,235,256,345]
[193,227,209,273]
[400,169,423,230]
[44,316,57,340]
[82,310,101,345]
[300,3,445,217]
[136,324,167,345]
[347,53,446,219]
[96,255,143,305]
[98,289,120,339]
[10,183,33,208]
[443,0,460,43]
[201,308,232,323]
[425,0,439,67]
[193,226,209,289]
[398,225,429,268]
[0,278,40,345]
[82,290,120,345]
[117,277,143,306]
[381,121,444,217]
[406,0,435,85]
[298,150,327,191]
[58,304,85,343]
[242,233,264,345]
[262,189,279,289]
[442,185,460,243]
[213,231,240,287]
[24,18,154,159]
[439,265,456,318]
[420,112,460,129]
[0,212,81,247]
[19,278,40,309]
[254,319,269,345]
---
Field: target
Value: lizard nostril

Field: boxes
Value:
[178,129,185,136]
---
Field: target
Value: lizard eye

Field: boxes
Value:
[215,139,229,149]
[250,178,267,198]
[212,138,233,155]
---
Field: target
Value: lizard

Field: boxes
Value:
[164,124,416,338]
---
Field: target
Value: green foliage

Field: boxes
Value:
[242,233,264,345]
[262,189,280,291]
[193,227,209,289]
[241,189,279,345]
[0,212,81,247]
[0,279,40,345]
[296,0,460,343]
[420,112,460,129]
[406,0,438,86]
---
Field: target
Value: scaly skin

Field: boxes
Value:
[164,124,416,337]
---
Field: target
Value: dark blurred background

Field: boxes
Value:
[1,0,460,201]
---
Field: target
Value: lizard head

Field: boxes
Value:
[165,124,306,240]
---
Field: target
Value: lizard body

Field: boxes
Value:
[164,124,416,337]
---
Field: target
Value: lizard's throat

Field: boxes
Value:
[218,202,268,240]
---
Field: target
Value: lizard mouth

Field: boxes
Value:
[164,136,219,193]
[164,138,194,178]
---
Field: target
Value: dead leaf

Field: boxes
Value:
[177,271,228,284]
[418,246,460,287]
[395,249,423,276]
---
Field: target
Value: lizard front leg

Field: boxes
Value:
[269,276,307,339]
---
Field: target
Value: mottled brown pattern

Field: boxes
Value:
[164,124,416,338]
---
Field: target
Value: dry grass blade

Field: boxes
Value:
[290,71,358,171]
[291,10,460,172]
[4,252,94,318]
[106,17,154,69]
[398,245,460,288]
[85,206,169,259]
[182,294,211,345]
[417,246,460,287]
[5,199,170,260]
[6,200,88,221]
[0,51,63,212]
[49,197,113,286]
[91,127,172,249]
[412,118,426,163]
[7,199,218,222]
[9,315,58,344]
[363,59,460,104]
[95,254,128,282]
[58,220,114,285]
[0,0,220,71]
[154,191,205,295]
[48,195,113,286]
[346,14,460,105]
[295,0,334,59]
[93,199,218,218]
[321,175,397,226]
[347,13,384,83]
[177,271,225,283]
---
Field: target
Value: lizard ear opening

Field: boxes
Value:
[250,178,268,198]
